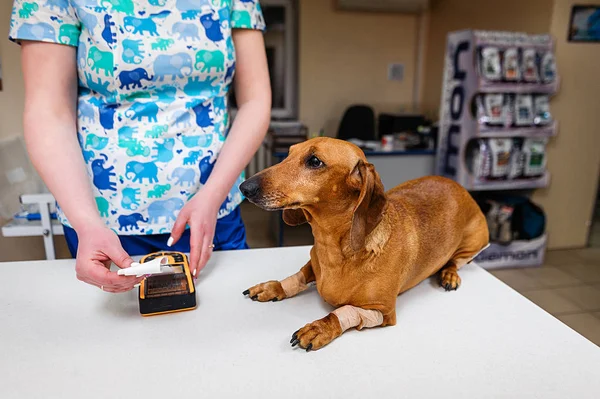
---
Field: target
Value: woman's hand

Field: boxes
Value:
[169,189,221,276]
[75,224,143,293]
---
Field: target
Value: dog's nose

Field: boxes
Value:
[240,177,261,199]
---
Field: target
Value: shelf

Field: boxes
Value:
[466,172,550,191]
[477,78,559,94]
[476,121,557,138]
[475,234,547,269]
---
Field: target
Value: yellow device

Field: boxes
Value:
[138,251,197,316]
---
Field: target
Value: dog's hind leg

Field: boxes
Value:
[439,239,490,291]
[439,261,461,291]
[243,260,315,302]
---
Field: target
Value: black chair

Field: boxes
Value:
[336,105,376,141]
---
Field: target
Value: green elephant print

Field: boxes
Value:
[145,125,169,138]
[151,38,174,51]
[232,10,252,28]
[59,24,79,46]
[195,50,225,73]
[118,139,151,157]
[88,46,114,77]
[95,196,110,217]
[147,183,171,198]
[103,0,135,16]
[19,2,38,19]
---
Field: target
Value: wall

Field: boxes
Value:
[0,1,23,140]
[0,1,70,261]
[421,0,554,118]
[298,0,418,135]
[422,0,600,249]
[531,0,600,248]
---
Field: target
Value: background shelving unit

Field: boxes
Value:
[435,30,558,269]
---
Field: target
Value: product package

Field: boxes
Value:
[508,138,525,179]
[475,94,513,127]
[540,52,556,83]
[522,138,548,177]
[503,48,521,81]
[533,95,552,126]
[470,139,492,180]
[480,47,502,81]
[514,94,534,126]
[488,138,513,179]
[522,48,539,83]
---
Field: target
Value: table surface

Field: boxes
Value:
[1,246,599,399]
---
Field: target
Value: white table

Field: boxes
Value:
[1,246,599,399]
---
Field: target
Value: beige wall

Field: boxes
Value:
[298,0,418,135]
[421,0,554,118]
[531,0,600,248]
[0,0,24,140]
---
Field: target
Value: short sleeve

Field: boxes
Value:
[231,0,266,31]
[8,0,81,47]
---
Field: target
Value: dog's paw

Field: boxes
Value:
[242,280,286,302]
[439,269,461,291]
[290,314,342,352]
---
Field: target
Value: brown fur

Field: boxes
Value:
[242,138,489,351]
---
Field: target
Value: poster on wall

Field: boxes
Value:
[568,5,600,42]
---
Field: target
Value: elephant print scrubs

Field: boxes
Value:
[9,0,266,234]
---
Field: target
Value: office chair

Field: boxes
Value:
[336,105,376,141]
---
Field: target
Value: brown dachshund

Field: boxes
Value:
[240,137,489,351]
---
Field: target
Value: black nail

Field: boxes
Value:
[290,334,297,344]
[306,343,313,352]
[291,339,299,347]
[243,289,249,296]
[251,295,258,300]
[272,298,278,302]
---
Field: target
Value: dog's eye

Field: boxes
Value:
[306,155,324,169]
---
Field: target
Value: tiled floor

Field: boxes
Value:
[489,249,600,346]
[240,201,600,347]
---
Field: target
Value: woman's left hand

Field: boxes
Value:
[169,189,221,276]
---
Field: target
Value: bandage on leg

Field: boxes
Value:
[280,271,308,298]
[332,305,384,332]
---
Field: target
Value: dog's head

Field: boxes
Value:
[240,137,386,250]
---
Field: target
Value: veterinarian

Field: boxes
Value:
[9,0,271,293]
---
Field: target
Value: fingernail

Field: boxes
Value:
[134,283,140,288]
[167,237,174,247]
[193,269,197,277]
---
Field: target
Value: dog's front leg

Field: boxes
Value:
[243,260,315,302]
[291,306,385,351]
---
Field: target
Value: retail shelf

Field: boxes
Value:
[475,121,557,138]
[466,172,550,192]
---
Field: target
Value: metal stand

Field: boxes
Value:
[1,194,64,260]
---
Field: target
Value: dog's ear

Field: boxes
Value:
[348,161,387,251]
[283,209,307,226]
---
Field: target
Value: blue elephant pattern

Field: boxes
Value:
[9,0,265,234]
[118,212,148,231]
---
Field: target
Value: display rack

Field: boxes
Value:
[435,30,558,269]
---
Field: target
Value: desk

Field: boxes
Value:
[364,149,436,190]
[1,246,599,398]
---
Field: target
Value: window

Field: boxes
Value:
[229,0,298,119]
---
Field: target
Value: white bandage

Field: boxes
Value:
[332,305,384,332]
[280,271,308,298]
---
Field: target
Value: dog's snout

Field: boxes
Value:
[240,177,262,199]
